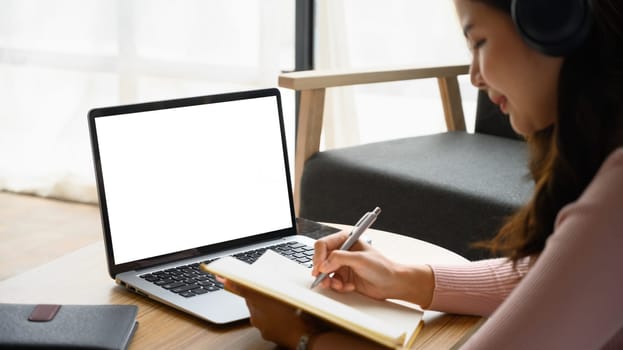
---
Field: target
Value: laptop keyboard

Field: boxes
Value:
[139,241,314,298]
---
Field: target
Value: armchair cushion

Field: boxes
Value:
[299,132,533,260]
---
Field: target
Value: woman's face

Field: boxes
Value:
[454,0,564,136]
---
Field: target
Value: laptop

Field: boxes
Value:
[88,88,316,324]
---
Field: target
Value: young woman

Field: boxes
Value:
[223,0,623,348]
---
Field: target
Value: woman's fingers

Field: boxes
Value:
[312,230,349,275]
[318,250,366,275]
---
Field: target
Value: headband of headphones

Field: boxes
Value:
[511,0,592,56]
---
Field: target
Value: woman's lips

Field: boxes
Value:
[490,95,508,114]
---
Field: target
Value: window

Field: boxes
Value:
[315,0,475,149]
[0,0,295,202]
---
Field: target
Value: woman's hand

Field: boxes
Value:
[219,230,436,348]
[312,231,435,307]
[222,278,328,349]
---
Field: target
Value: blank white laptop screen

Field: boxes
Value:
[94,95,292,264]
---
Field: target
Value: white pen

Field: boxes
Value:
[310,207,381,289]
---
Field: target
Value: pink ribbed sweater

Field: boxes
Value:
[429,148,623,349]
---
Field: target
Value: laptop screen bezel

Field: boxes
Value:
[88,88,297,278]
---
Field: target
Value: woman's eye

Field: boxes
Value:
[472,39,486,50]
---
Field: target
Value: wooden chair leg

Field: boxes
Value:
[294,88,326,216]
[438,76,466,132]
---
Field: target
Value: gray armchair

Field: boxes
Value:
[280,65,533,260]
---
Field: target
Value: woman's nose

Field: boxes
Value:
[470,66,486,89]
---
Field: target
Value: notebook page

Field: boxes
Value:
[205,251,423,347]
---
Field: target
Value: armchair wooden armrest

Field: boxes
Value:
[278,64,470,214]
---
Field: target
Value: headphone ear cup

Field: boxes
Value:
[512,0,591,56]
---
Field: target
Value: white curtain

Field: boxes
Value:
[0,0,294,203]
[315,0,476,150]
[315,0,360,149]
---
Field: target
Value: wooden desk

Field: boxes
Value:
[0,191,481,349]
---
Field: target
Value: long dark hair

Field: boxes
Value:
[475,0,623,260]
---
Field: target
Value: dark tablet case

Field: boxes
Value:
[0,303,138,349]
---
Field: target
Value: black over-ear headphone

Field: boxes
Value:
[511,0,592,56]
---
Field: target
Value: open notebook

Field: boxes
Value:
[202,250,424,348]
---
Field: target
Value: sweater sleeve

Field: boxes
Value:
[428,257,531,317]
[460,149,623,349]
